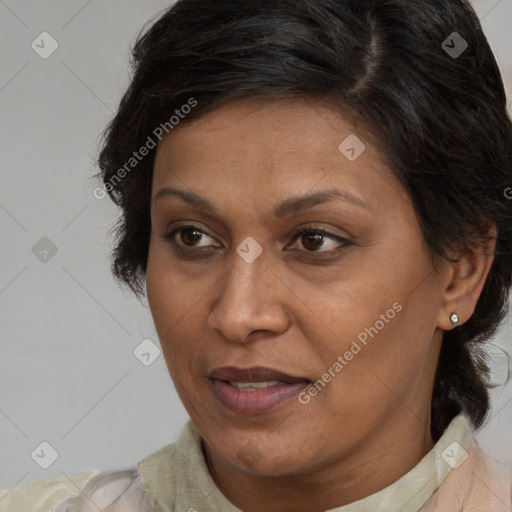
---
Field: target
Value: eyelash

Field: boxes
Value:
[162,224,352,256]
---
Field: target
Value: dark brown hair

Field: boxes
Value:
[96,0,512,440]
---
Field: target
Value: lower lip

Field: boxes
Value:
[210,379,309,415]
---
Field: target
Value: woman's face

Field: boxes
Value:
[146,98,448,478]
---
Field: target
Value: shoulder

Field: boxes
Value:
[0,470,98,512]
[0,422,200,512]
[51,466,153,512]
[0,443,182,512]
[137,441,178,510]
[0,466,154,512]
[424,441,512,511]
[469,443,512,505]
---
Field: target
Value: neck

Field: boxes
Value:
[203,412,435,512]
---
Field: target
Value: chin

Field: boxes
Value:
[207,427,314,477]
[232,450,308,477]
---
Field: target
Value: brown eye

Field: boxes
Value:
[163,225,217,248]
[179,228,205,246]
[162,224,351,257]
[301,232,324,251]
[289,228,351,253]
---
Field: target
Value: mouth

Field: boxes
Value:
[208,366,312,414]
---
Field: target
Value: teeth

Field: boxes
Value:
[229,381,282,391]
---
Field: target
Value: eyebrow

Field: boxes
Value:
[153,187,370,221]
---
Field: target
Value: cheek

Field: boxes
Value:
[146,244,208,370]
[310,248,439,406]
[146,245,185,352]
[146,241,190,321]
[145,246,169,324]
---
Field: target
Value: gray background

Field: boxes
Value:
[1,0,511,490]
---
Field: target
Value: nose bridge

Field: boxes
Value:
[230,247,269,299]
[224,230,271,301]
[208,246,288,341]
[221,248,271,317]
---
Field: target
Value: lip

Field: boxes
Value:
[208,366,311,415]
[208,365,310,384]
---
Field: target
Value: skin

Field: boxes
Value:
[145,98,496,512]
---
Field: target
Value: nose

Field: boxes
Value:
[208,250,290,343]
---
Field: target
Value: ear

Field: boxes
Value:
[436,223,497,331]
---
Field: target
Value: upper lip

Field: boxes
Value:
[209,366,311,384]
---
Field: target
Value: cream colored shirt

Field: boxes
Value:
[1,414,510,511]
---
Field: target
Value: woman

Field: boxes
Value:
[2,0,511,510]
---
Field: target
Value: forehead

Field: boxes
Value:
[151,98,405,216]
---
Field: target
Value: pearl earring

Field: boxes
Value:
[450,312,459,326]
